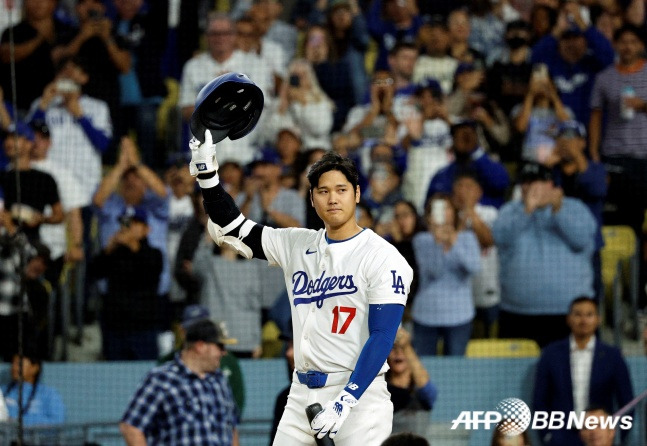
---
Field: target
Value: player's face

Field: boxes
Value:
[310,170,360,230]
[567,301,600,339]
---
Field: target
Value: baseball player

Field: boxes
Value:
[190,128,413,445]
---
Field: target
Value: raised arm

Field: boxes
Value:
[189,130,266,260]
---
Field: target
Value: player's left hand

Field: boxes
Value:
[310,390,358,439]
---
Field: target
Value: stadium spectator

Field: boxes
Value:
[529,4,557,44]
[385,41,419,101]
[1,122,63,243]
[367,0,422,71]
[447,8,484,64]
[247,5,288,89]
[325,0,370,106]
[254,0,298,63]
[580,407,617,446]
[178,12,272,165]
[387,199,425,315]
[30,120,84,290]
[26,56,112,211]
[493,162,596,347]
[589,24,647,241]
[425,119,510,209]
[530,0,614,126]
[193,238,265,358]
[264,58,334,150]
[272,126,303,184]
[0,0,73,114]
[220,161,248,207]
[4,349,65,425]
[451,172,500,339]
[112,0,168,169]
[512,66,571,163]
[533,297,633,445]
[364,161,403,236]
[120,319,239,445]
[468,0,508,64]
[297,148,326,230]
[387,327,438,412]
[412,16,458,95]
[343,70,415,144]
[165,162,195,305]
[449,61,511,155]
[303,24,357,131]
[546,121,606,302]
[411,194,481,356]
[0,238,52,361]
[91,206,163,360]
[174,189,208,304]
[158,304,246,417]
[93,137,170,297]
[486,19,533,118]
[54,0,131,130]
[241,158,305,229]
[401,78,452,212]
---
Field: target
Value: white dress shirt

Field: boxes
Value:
[570,335,596,414]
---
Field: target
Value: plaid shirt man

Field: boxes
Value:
[121,353,237,445]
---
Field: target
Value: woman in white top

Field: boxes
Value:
[264,59,334,150]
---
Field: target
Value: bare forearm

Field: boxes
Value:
[588,109,602,161]
[404,345,429,388]
[105,39,131,73]
[93,165,126,207]
[514,96,533,132]
[67,208,83,247]
[0,37,43,63]
[120,423,147,446]
[137,164,168,198]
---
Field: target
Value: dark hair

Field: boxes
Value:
[388,40,419,57]
[569,296,599,312]
[381,433,429,446]
[506,19,531,34]
[307,151,359,195]
[490,427,531,446]
[613,23,645,44]
[6,349,43,418]
[393,199,426,237]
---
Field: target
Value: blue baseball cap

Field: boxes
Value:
[555,120,587,139]
[561,25,584,39]
[455,62,476,77]
[5,121,35,142]
[415,77,443,98]
[119,206,148,225]
[182,304,210,328]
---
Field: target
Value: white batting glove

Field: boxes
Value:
[311,390,358,439]
[189,129,219,179]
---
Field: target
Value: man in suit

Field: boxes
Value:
[532,297,634,445]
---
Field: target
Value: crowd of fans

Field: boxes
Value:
[0,0,645,370]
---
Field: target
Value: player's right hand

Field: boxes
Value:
[189,129,219,178]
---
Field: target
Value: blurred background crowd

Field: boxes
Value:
[0,0,646,441]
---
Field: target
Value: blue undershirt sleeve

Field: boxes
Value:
[344,303,404,400]
[76,116,110,153]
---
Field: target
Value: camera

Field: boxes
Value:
[56,78,80,94]
[532,63,549,81]
[431,199,446,225]
[289,74,300,87]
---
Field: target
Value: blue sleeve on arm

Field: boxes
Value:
[77,116,110,153]
[344,303,404,400]
[415,381,438,410]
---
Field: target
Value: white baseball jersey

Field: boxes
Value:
[29,95,111,207]
[262,227,413,374]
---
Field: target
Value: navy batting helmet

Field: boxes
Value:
[190,72,264,143]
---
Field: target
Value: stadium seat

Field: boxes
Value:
[465,339,540,358]
[600,226,640,344]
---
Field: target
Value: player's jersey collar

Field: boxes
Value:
[325,228,367,244]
